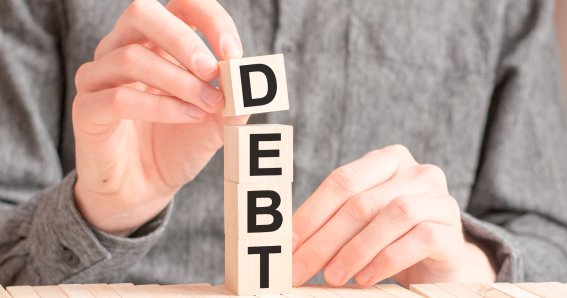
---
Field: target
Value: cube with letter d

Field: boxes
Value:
[219,54,289,116]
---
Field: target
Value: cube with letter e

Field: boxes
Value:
[222,54,293,295]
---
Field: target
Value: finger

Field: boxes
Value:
[95,0,218,81]
[292,145,417,251]
[323,194,460,286]
[76,44,224,112]
[73,86,206,134]
[354,222,454,286]
[291,175,433,286]
[167,0,243,59]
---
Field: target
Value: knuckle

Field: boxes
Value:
[126,0,151,20]
[417,164,448,189]
[419,164,446,180]
[346,240,369,260]
[386,144,411,159]
[108,87,130,110]
[391,196,417,221]
[74,63,91,89]
[169,31,196,54]
[415,223,440,247]
[301,241,330,264]
[379,247,399,269]
[116,44,144,68]
[328,166,358,195]
[346,195,377,224]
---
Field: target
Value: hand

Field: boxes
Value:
[72,0,247,236]
[292,145,496,287]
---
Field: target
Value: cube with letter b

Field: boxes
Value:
[222,54,292,296]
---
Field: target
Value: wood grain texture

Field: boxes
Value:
[31,286,66,298]
[6,286,39,298]
[435,283,482,298]
[219,54,289,116]
[489,283,541,298]
[375,284,424,298]
[224,124,293,184]
[463,283,513,298]
[225,236,292,296]
[224,180,292,239]
[410,284,455,298]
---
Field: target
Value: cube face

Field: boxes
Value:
[224,180,292,239]
[219,54,289,116]
[224,124,293,183]
[225,236,292,296]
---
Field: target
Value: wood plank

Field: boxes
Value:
[375,284,423,298]
[463,283,512,298]
[83,284,121,298]
[161,283,210,297]
[58,284,94,298]
[32,286,67,298]
[0,285,12,298]
[224,180,292,240]
[540,282,567,296]
[224,124,293,184]
[219,54,289,117]
[435,283,482,298]
[6,286,39,298]
[516,282,564,298]
[190,284,233,298]
[213,285,255,298]
[282,287,314,298]
[326,284,396,298]
[225,236,292,295]
[136,285,176,298]
[109,283,150,298]
[294,285,342,298]
[410,284,455,298]
[490,283,541,298]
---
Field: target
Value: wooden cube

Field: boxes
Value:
[225,236,292,296]
[224,180,292,239]
[224,124,293,183]
[219,54,289,116]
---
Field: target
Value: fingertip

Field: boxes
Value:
[192,51,219,81]
[292,259,306,287]
[220,34,243,59]
[354,266,377,286]
[292,230,300,253]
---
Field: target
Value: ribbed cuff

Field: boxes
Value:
[461,212,523,282]
[28,171,171,284]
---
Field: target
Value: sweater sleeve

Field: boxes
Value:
[0,0,170,285]
[463,0,567,282]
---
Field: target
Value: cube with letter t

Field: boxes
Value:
[222,54,292,296]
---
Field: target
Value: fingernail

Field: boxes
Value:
[356,266,375,285]
[292,260,305,286]
[192,51,217,78]
[292,231,300,252]
[325,259,346,285]
[201,87,223,107]
[221,35,242,58]
[183,104,205,118]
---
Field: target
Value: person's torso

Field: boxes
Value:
[53,0,508,284]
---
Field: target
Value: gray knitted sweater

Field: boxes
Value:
[1,0,566,286]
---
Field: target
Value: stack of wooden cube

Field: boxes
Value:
[220,54,293,296]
